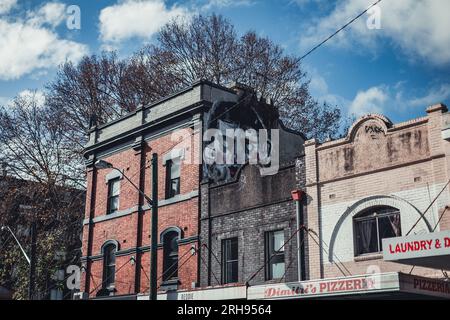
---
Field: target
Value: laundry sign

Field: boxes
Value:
[383,230,450,261]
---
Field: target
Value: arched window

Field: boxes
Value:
[102,243,117,289]
[162,230,179,281]
[353,206,401,256]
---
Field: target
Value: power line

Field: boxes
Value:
[406,179,450,236]
[298,0,383,61]
[246,225,304,286]
[409,205,449,275]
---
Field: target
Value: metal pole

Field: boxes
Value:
[2,226,30,264]
[150,153,158,300]
[295,200,302,282]
[112,167,153,206]
[295,197,305,282]
[28,221,37,300]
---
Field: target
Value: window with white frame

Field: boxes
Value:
[107,178,120,214]
[265,230,285,280]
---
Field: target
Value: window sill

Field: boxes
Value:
[354,253,383,262]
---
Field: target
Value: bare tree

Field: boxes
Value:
[0,91,84,188]
[0,92,84,299]
[137,14,345,140]
[47,13,347,143]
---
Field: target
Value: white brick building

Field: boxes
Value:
[304,103,450,281]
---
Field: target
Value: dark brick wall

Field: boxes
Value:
[200,157,306,287]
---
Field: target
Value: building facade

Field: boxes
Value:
[79,76,450,299]
[304,104,450,281]
[199,106,306,288]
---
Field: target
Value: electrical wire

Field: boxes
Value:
[406,179,450,236]
[409,205,449,275]
[298,0,383,61]
[156,248,198,290]
[307,228,352,276]
[89,257,132,295]
[277,233,306,283]
[198,247,221,285]
[246,225,304,286]
[306,229,351,277]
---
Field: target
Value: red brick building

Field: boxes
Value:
[80,80,239,298]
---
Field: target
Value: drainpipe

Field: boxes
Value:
[291,190,305,281]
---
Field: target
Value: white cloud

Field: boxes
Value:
[349,86,388,116]
[202,0,254,10]
[0,2,88,80]
[27,2,67,28]
[0,90,46,109]
[0,0,17,15]
[305,65,350,111]
[17,89,46,108]
[300,0,450,66]
[409,84,450,108]
[99,0,189,43]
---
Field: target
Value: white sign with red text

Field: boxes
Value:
[383,231,450,261]
[247,273,400,300]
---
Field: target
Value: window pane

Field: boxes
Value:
[109,196,119,212]
[355,218,378,254]
[223,238,238,284]
[229,238,238,260]
[171,178,180,196]
[273,231,284,252]
[378,214,401,250]
[163,232,179,280]
[271,262,285,279]
[111,179,120,196]
[171,158,181,178]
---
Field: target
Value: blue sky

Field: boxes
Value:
[0,0,449,124]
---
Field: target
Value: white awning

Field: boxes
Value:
[247,273,450,300]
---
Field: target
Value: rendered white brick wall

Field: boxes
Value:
[320,183,450,265]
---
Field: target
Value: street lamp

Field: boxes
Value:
[94,155,158,300]
[1,226,30,264]
[1,225,36,300]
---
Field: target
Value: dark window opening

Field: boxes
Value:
[107,178,120,214]
[165,158,181,199]
[163,231,179,281]
[265,230,285,280]
[222,237,238,284]
[354,206,402,256]
[103,244,117,289]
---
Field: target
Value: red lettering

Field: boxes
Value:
[420,240,427,250]
[265,288,275,297]
[389,244,395,254]
[346,280,353,290]
[445,237,450,248]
